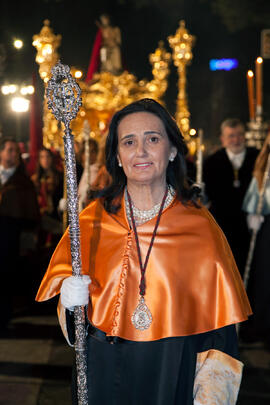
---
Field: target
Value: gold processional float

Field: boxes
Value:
[32,18,197,155]
[32,18,268,161]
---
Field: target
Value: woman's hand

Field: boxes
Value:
[60,275,91,310]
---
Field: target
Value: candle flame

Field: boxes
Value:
[247,70,254,77]
[256,57,263,64]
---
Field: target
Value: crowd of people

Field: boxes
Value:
[0,135,106,328]
[0,99,269,403]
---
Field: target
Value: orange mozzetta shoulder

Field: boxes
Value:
[36,196,251,341]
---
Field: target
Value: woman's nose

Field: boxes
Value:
[136,141,147,156]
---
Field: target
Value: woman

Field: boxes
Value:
[77,138,99,211]
[31,147,63,247]
[242,132,270,343]
[88,133,112,199]
[36,99,251,404]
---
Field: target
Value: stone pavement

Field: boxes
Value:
[238,340,270,405]
[0,300,73,405]
[0,302,270,405]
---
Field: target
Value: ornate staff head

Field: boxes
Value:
[45,61,83,272]
[46,61,82,128]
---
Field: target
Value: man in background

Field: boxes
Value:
[203,118,258,275]
[0,137,39,328]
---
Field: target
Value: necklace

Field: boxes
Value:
[125,184,175,226]
[126,187,168,330]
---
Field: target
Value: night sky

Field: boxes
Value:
[0,0,269,148]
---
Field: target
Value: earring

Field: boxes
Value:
[118,161,122,167]
[169,155,175,162]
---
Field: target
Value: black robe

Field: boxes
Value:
[203,147,258,275]
[69,320,239,405]
[242,214,270,342]
[0,164,39,325]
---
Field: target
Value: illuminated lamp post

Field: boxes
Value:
[168,20,195,140]
[1,84,34,141]
[11,96,30,141]
[32,20,61,83]
[13,39,23,50]
[33,20,62,148]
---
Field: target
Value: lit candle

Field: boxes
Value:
[196,129,203,186]
[247,70,255,121]
[256,56,263,115]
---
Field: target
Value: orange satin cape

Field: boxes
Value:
[36,195,251,342]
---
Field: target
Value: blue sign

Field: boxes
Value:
[209,59,239,71]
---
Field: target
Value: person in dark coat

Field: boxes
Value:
[0,137,39,327]
[242,132,270,343]
[203,118,258,276]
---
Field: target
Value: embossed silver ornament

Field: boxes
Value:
[46,61,88,405]
[132,296,152,330]
[46,62,82,125]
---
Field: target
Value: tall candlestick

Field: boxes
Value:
[196,129,203,186]
[247,70,255,121]
[256,56,263,115]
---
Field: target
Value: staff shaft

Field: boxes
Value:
[63,127,88,405]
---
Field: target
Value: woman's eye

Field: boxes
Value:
[149,136,159,143]
[124,140,134,146]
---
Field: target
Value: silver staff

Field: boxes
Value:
[243,151,270,289]
[46,62,88,405]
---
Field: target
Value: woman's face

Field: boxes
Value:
[117,112,176,187]
[39,150,52,170]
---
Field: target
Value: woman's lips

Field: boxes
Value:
[133,162,153,167]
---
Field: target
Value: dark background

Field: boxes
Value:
[0,0,269,149]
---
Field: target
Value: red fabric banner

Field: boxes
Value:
[27,73,43,175]
[86,29,102,83]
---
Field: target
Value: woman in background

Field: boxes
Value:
[242,132,270,344]
[32,147,63,248]
[77,138,99,211]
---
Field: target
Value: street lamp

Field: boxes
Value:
[11,97,29,113]
[10,96,30,142]
[1,83,34,141]
[1,84,18,95]
[13,39,23,49]
[20,85,35,95]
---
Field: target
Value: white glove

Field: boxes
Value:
[60,275,91,310]
[247,213,264,231]
[58,198,67,212]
